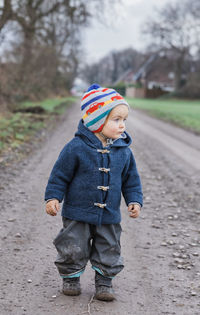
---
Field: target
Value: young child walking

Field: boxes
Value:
[45,84,143,301]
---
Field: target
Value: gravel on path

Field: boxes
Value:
[0,104,200,315]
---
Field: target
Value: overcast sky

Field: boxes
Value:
[82,0,175,64]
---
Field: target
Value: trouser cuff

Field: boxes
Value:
[92,266,114,278]
[60,268,85,279]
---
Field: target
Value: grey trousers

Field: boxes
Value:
[53,217,124,278]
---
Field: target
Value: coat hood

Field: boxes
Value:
[75,119,132,148]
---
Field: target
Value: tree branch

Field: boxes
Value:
[0,0,12,31]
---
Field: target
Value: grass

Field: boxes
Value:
[0,112,46,152]
[20,96,77,113]
[126,97,200,134]
[0,96,78,156]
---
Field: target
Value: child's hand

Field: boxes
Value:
[128,204,141,218]
[46,199,60,216]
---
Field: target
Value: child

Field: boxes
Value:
[45,84,143,301]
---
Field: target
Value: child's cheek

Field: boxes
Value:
[111,121,117,129]
[110,124,117,133]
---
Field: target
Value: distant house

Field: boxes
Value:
[113,69,135,86]
[121,53,176,98]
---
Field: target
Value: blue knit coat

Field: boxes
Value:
[45,119,143,225]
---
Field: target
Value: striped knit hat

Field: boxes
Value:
[81,84,129,133]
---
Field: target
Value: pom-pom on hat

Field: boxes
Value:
[81,84,129,133]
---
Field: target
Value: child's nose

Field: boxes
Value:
[120,121,125,128]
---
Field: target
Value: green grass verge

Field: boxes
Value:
[126,97,200,134]
[0,96,78,155]
[20,96,77,113]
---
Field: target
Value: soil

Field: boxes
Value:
[0,102,200,315]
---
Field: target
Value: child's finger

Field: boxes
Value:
[51,209,57,216]
[129,209,139,218]
[46,203,57,216]
[128,205,134,212]
[50,209,57,216]
[55,201,60,211]
[130,211,137,216]
[131,209,137,214]
[46,207,52,215]
[130,212,138,218]
[52,204,59,215]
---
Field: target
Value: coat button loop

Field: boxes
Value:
[99,167,110,173]
[94,203,107,208]
[97,149,110,154]
[97,186,109,191]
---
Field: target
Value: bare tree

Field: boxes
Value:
[0,0,12,31]
[81,48,144,85]
[142,0,200,90]
[0,0,119,108]
[0,0,118,65]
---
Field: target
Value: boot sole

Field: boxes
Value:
[95,292,115,301]
[63,289,81,296]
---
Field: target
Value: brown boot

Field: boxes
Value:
[95,272,115,301]
[95,285,115,301]
[62,277,81,296]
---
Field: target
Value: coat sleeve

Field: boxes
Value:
[44,142,78,202]
[121,149,143,207]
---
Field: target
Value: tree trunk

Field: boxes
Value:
[0,0,12,32]
[18,28,35,86]
[174,53,185,91]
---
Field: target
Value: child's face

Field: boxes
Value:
[102,104,129,139]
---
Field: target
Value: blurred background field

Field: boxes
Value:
[127,98,200,134]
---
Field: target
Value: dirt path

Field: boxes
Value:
[0,103,200,315]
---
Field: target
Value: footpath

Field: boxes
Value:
[0,103,200,315]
